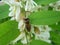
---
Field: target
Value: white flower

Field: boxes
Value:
[25,0,38,12]
[49,0,60,11]
[55,1,60,11]
[2,0,23,22]
[21,37,28,44]
[35,31,51,43]
[31,25,51,43]
[56,0,60,5]
[18,20,25,31]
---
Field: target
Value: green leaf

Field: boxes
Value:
[29,11,60,25]
[34,0,57,5]
[15,40,51,45]
[0,4,9,20]
[30,40,51,45]
[0,20,19,45]
[0,4,10,24]
[49,22,60,30]
[50,31,60,45]
[49,22,60,45]
[0,17,11,24]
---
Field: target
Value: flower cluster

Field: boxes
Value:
[49,0,60,11]
[2,0,51,45]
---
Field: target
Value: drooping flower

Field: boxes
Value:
[31,25,51,43]
[25,0,38,12]
[2,0,23,22]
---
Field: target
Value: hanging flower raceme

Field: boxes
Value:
[2,0,52,45]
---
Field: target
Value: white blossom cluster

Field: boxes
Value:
[2,0,51,45]
[49,0,60,11]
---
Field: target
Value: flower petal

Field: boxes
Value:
[8,10,15,17]
[18,20,24,29]
[10,17,15,20]
[15,6,20,22]
[11,32,25,44]
[21,37,27,44]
